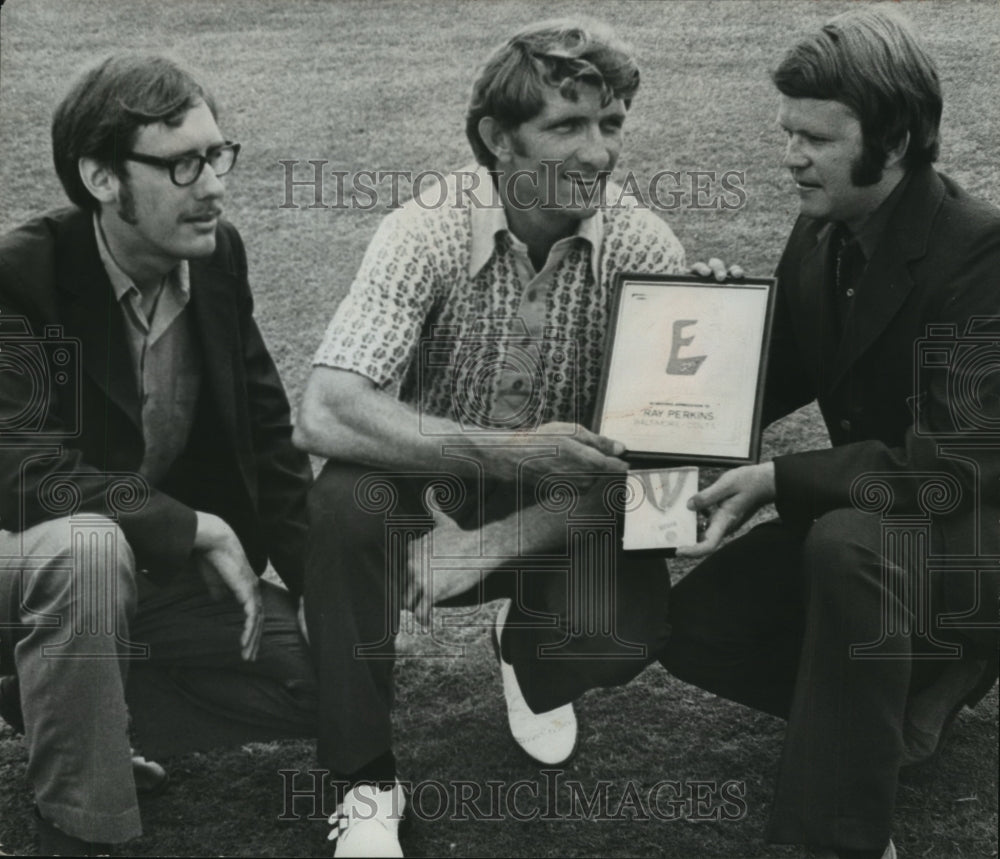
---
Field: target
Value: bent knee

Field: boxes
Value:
[802,508,881,555]
[307,461,383,521]
[15,516,137,607]
[308,463,430,554]
[800,508,885,589]
[15,515,134,565]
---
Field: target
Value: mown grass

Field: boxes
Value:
[0,1,997,856]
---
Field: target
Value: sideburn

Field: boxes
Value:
[117,178,139,226]
[850,138,888,187]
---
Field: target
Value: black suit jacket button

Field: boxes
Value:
[839,418,852,432]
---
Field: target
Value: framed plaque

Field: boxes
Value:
[593,273,776,466]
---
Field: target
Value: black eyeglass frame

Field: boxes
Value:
[122,141,241,187]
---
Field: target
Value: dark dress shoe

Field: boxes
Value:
[901,657,991,768]
[34,806,111,856]
[2,675,167,794]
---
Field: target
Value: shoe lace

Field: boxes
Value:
[327,805,347,843]
[327,791,400,843]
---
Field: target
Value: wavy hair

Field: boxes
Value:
[52,53,216,210]
[466,19,640,169]
[772,8,941,184]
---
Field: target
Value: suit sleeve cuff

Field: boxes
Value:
[120,495,198,584]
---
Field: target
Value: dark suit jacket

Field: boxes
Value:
[764,165,1000,648]
[0,207,312,596]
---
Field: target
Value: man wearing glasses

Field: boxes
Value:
[0,54,316,854]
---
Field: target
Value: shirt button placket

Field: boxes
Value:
[490,244,550,424]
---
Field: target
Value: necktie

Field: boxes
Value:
[831,225,864,331]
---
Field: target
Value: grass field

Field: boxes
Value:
[0,0,998,856]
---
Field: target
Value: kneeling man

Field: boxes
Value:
[664,10,1000,859]
[0,54,317,854]
[296,17,689,857]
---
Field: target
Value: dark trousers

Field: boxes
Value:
[0,516,317,843]
[304,460,672,775]
[126,569,318,757]
[661,509,981,852]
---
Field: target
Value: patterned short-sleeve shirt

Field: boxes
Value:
[313,165,686,430]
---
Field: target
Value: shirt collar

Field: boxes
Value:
[467,164,603,281]
[93,213,190,303]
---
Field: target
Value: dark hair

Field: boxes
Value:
[465,18,640,169]
[51,53,217,210]
[772,8,941,183]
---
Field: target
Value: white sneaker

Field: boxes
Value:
[494,600,577,766]
[328,780,405,858]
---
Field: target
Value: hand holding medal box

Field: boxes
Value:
[622,466,698,553]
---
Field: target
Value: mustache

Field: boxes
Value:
[183,207,223,220]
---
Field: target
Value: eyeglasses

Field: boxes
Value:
[122,142,241,187]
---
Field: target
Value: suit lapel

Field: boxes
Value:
[794,222,842,393]
[54,212,142,429]
[188,257,239,446]
[830,167,944,389]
